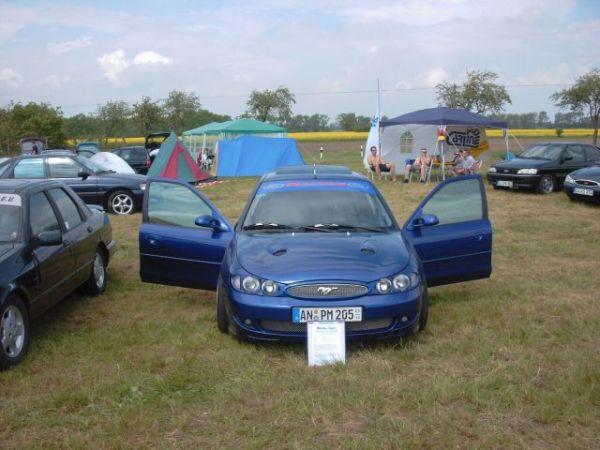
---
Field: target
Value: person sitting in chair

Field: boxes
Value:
[452,149,476,176]
[368,146,396,181]
[404,148,432,183]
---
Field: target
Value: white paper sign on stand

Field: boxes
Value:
[307,321,346,366]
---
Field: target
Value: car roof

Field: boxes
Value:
[263,165,366,182]
[41,149,74,155]
[114,146,146,150]
[0,179,62,194]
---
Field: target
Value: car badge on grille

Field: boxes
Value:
[317,286,338,295]
[503,169,509,173]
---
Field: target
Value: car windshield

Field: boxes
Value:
[242,180,394,232]
[78,157,111,173]
[520,145,563,160]
[0,195,22,242]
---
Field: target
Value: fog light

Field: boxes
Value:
[261,280,277,295]
[242,276,260,293]
[376,278,392,294]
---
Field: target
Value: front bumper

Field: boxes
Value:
[564,182,600,202]
[487,173,541,190]
[223,284,425,342]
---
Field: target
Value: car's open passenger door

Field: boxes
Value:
[139,179,233,291]
[402,175,492,287]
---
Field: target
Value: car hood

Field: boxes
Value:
[493,158,548,169]
[234,231,411,284]
[97,172,146,183]
[571,166,600,180]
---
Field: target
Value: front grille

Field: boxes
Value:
[575,179,599,187]
[260,318,394,333]
[287,284,368,299]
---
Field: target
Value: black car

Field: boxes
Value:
[487,142,600,194]
[112,146,151,174]
[0,179,116,369]
[563,165,600,203]
[0,154,146,215]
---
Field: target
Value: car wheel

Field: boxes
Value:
[85,249,107,295]
[0,295,30,370]
[216,276,229,334]
[107,190,135,215]
[537,174,556,194]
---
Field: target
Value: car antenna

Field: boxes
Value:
[313,163,317,179]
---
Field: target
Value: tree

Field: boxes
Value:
[163,91,201,134]
[551,68,600,145]
[3,102,67,150]
[132,96,164,137]
[245,86,296,126]
[64,113,103,138]
[436,69,511,115]
[287,114,330,132]
[96,100,131,147]
[336,113,372,131]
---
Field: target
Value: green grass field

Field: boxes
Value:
[1,140,599,449]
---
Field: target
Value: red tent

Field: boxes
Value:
[148,132,209,182]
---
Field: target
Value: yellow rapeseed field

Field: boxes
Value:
[70,129,595,147]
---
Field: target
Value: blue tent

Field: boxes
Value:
[381,107,508,129]
[216,135,304,177]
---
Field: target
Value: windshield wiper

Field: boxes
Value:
[310,223,384,233]
[243,223,294,231]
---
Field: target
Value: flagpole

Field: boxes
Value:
[377,78,381,155]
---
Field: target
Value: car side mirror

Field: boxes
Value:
[195,214,227,232]
[32,230,62,247]
[408,213,439,230]
[78,170,91,180]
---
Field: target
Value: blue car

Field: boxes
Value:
[139,166,492,342]
[563,165,600,203]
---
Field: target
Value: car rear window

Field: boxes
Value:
[117,148,147,162]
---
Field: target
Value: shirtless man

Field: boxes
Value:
[368,146,396,181]
[404,148,432,183]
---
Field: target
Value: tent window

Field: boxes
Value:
[400,131,413,153]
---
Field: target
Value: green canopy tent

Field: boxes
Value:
[182,118,286,161]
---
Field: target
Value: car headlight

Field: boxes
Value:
[392,274,410,291]
[517,168,537,175]
[565,174,574,184]
[261,280,278,295]
[231,275,241,290]
[242,276,260,294]
[376,278,392,294]
[487,167,497,173]
[140,183,146,191]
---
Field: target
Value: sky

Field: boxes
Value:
[0,0,599,120]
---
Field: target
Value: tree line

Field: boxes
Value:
[1,68,598,151]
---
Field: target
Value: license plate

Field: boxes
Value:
[573,187,594,196]
[497,180,513,187]
[292,307,362,323]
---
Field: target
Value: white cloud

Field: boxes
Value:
[48,36,92,54]
[422,68,448,87]
[133,51,172,65]
[97,49,128,84]
[515,63,582,85]
[41,75,71,90]
[0,68,23,88]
